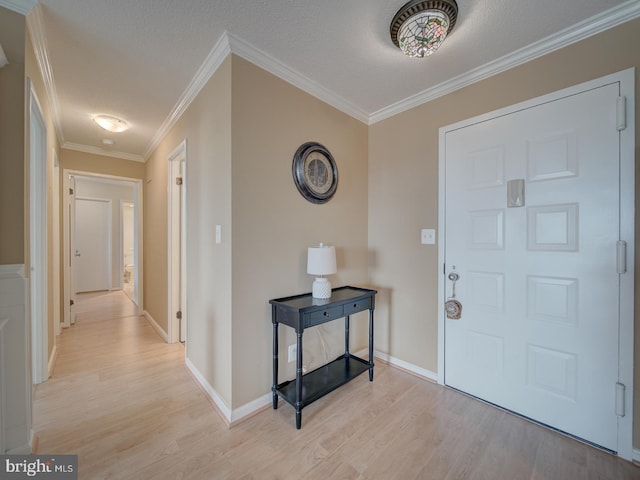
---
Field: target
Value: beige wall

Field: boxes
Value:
[230,56,369,407]
[145,56,234,406]
[369,17,640,447]
[60,149,145,179]
[144,55,369,410]
[0,7,25,264]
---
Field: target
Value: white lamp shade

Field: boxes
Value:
[307,245,337,276]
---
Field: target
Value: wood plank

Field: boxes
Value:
[33,290,640,479]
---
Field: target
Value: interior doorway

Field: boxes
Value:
[121,201,135,301]
[63,171,144,326]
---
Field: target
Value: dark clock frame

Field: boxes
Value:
[292,142,338,204]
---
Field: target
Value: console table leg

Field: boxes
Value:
[369,309,374,381]
[272,319,279,409]
[344,315,350,357]
[295,330,303,428]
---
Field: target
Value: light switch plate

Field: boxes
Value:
[421,228,436,245]
[215,224,222,244]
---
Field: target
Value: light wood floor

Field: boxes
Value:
[34,291,639,479]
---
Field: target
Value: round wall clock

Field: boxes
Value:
[292,142,338,204]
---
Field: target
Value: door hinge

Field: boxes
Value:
[615,382,626,417]
[70,299,74,306]
[176,310,182,320]
[69,188,74,195]
[176,177,183,186]
[616,240,627,274]
[616,96,627,131]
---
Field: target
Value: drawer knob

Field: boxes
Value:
[353,303,357,308]
[324,311,329,316]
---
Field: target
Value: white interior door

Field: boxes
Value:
[75,198,111,293]
[442,78,630,452]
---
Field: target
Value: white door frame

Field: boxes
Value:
[28,80,48,385]
[52,149,61,339]
[167,140,187,345]
[62,170,144,322]
[120,200,135,291]
[437,68,635,460]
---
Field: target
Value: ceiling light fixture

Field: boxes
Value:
[93,114,129,133]
[390,0,458,58]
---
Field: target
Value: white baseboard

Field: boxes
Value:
[633,448,640,464]
[231,393,272,425]
[47,343,58,379]
[6,430,35,455]
[142,310,168,342]
[184,357,231,424]
[373,351,438,382]
[184,357,273,427]
[183,346,437,430]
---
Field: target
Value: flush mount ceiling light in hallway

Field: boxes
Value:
[390,0,458,58]
[93,114,129,133]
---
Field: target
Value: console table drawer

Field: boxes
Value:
[344,297,372,315]
[305,305,344,327]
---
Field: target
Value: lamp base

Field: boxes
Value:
[312,277,332,299]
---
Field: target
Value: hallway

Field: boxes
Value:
[33,291,639,479]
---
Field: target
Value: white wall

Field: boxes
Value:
[75,177,134,290]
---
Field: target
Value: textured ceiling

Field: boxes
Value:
[6,0,639,161]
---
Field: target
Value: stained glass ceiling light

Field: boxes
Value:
[390,0,458,58]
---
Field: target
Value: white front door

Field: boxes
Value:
[75,198,111,293]
[442,75,632,452]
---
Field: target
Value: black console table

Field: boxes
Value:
[269,286,377,429]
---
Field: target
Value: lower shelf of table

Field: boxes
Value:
[276,354,371,408]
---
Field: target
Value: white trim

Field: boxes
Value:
[0,317,8,454]
[143,310,168,343]
[144,35,230,160]
[29,79,48,386]
[231,394,272,424]
[190,350,437,427]
[227,32,369,124]
[167,140,188,344]
[370,1,640,123]
[20,0,640,161]
[5,430,34,455]
[63,142,144,163]
[438,68,635,460]
[0,0,36,15]
[633,449,640,464]
[26,5,64,146]
[373,351,438,382]
[52,149,61,338]
[185,357,231,424]
[0,265,25,278]
[47,343,57,379]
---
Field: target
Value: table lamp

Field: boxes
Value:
[307,243,337,298]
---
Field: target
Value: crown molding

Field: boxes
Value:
[226,31,369,124]
[0,0,36,15]
[63,142,145,163]
[143,31,231,160]
[369,0,640,124]
[26,4,66,145]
